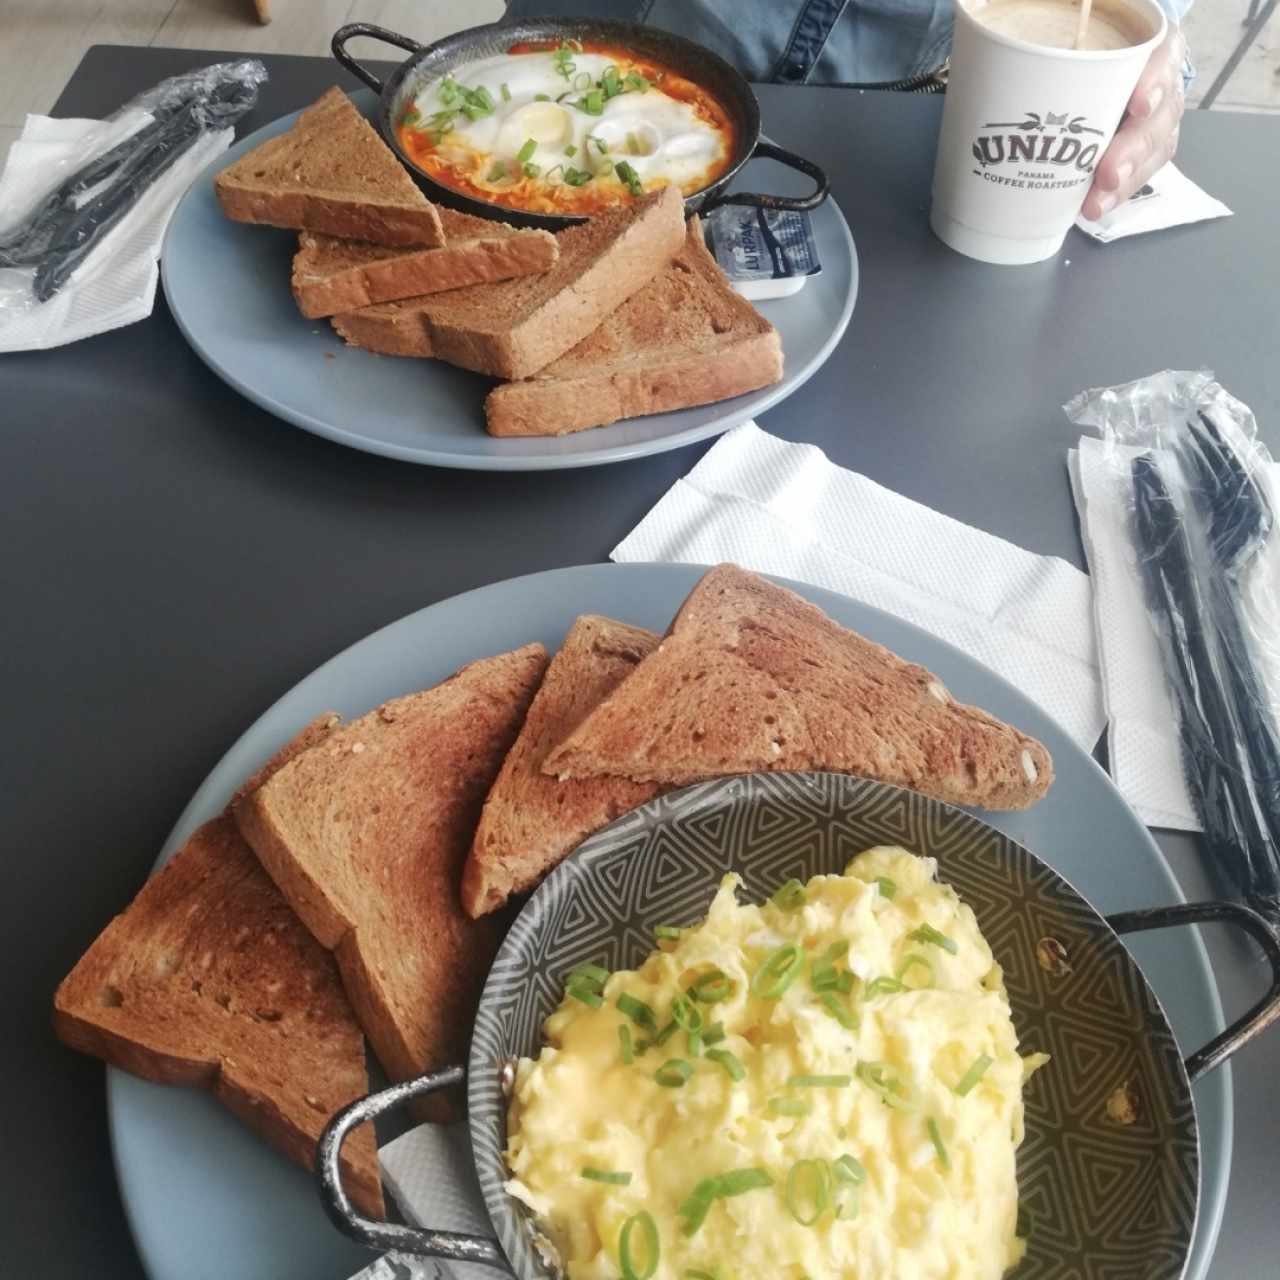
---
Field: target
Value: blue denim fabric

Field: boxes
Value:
[502,1,1191,85]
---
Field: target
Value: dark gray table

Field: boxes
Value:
[4,43,1277,1280]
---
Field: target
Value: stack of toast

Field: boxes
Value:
[54,565,1053,1212]
[213,88,784,437]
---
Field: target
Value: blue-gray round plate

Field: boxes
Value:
[106,564,1230,1280]
[160,96,857,471]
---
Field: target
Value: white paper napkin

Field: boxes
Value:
[1075,161,1232,243]
[0,110,230,352]
[348,1124,506,1280]
[1070,437,1280,832]
[611,422,1105,754]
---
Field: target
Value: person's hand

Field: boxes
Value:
[1081,26,1186,221]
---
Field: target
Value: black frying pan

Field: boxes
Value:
[331,18,829,232]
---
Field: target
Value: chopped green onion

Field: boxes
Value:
[543,164,564,183]
[864,976,907,999]
[567,981,602,1007]
[614,159,643,196]
[706,1048,745,1081]
[875,876,898,899]
[654,925,682,943]
[832,1153,867,1216]
[654,1058,693,1087]
[751,944,803,999]
[835,970,856,994]
[684,1273,718,1280]
[909,923,958,954]
[809,940,848,992]
[522,161,541,179]
[687,1030,703,1057]
[619,1210,659,1280]
[768,1096,809,1117]
[569,963,609,986]
[534,92,551,101]
[701,1022,726,1046]
[785,1159,830,1226]
[401,107,421,126]
[654,1019,679,1047]
[618,993,657,1030]
[500,82,511,102]
[895,952,935,989]
[601,65,623,98]
[584,88,604,115]
[516,138,537,165]
[552,41,577,82]
[927,1117,951,1169]
[855,1060,917,1112]
[668,994,702,1033]
[564,143,578,157]
[955,1053,994,1096]
[562,166,593,186]
[677,1178,718,1235]
[590,134,608,154]
[819,991,859,1029]
[618,1024,634,1065]
[677,1169,774,1236]
[770,879,807,911]
[832,1154,867,1185]
[787,1074,851,1088]
[582,1166,632,1185]
[625,71,651,92]
[689,969,733,1003]
[438,77,461,106]
[626,131,642,155]
[718,1167,773,1196]
[486,160,507,183]
[573,70,593,90]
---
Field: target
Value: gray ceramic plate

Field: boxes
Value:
[160,95,857,471]
[106,564,1230,1280]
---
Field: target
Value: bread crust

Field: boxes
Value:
[463,616,662,917]
[543,566,1055,810]
[52,716,383,1218]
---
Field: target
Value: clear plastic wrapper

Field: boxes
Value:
[1066,371,1280,918]
[0,59,265,314]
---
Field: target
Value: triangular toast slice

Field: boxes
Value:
[463,616,662,918]
[543,565,1054,810]
[234,646,548,1103]
[331,185,686,379]
[484,218,782,437]
[291,207,559,319]
[215,87,445,247]
[53,716,384,1217]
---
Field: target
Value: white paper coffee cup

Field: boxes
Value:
[931,0,1167,265]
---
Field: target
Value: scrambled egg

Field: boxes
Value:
[506,848,1047,1280]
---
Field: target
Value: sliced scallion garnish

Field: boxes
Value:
[751,944,803,999]
[619,1209,659,1280]
[500,81,511,101]
[626,130,642,155]
[895,952,934,989]
[614,158,643,196]
[564,142,577,157]
[855,1060,917,1111]
[567,981,602,1007]
[625,71,651,92]
[770,879,806,910]
[591,134,609,154]
[787,1074,851,1088]
[522,160,541,179]
[718,1168,773,1196]
[618,993,657,1030]
[832,1154,866,1185]
[486,160,506,182]
[618,1024,634,1065]
[562,166,593,186]
[819,991,858,1029]
[677,1178,718,1235]
[909,923,958,954]
[534,92,551,101]
[654,1058,693,1087]
[654,1018,679,1047]
[863,975,907,999]
[927,1116,951,1169]
[874,876,897,899]
[785,1159,830,1226]
[706,1048,745,1081]
[689,969,733,1003]
[767,1096,809,1117]
[516,137,537,164]
[582,1166,632,1185]
[655,925,682,942]
[701,1022,726,1046]
[955,1053,993,1096]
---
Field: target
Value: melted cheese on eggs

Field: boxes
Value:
[506,847,1047,1280]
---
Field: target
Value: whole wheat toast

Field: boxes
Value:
[215,87,445,247]
[485,218,782,437]
[330,185,686,379]
[543,566,1054,810]
[463,616,662,918]
[234,646,548,1107]
[52,715,383,1217]
[292,208,559,319]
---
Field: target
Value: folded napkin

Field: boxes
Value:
[1075,161,1232,244]
[0,111,230,352]
[349,1124,505,1280]
[1070,437,1280,832]
[612,422,1105,754]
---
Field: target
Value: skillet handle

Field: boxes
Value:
[317,1064,507,1266]
[332,23,425,95]
[700,140,829,214]
[1107,899,1280,1083]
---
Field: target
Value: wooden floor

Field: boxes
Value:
[0,0,1275,162]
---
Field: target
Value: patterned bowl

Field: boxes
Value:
[318,772,1280,1279]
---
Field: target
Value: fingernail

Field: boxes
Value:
[1115,161,1134,186]
[1095,192,1118,217]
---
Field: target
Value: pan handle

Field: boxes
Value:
[1107,899,1280,1083]
[332,23,425,95]
[700,140,829,214]
[317,1063,507,1267]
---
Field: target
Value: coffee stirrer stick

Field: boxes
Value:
[1074,0,1095,49]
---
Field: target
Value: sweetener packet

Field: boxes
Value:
[705,206,822,300]
[1075,162,1232,243]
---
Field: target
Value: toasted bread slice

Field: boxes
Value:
[291,208,559,319]
[234,646,548,1107]
[53,716,383,1218]
[464,616,662,918]
[215,87,444,247]
[485,218,782,436]
[331,185,686,379]
[544,566,1055,810]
